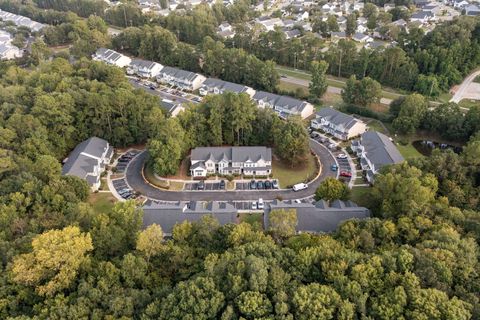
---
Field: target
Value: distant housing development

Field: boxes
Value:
[0,30,23,60]
[253,91,314,119]
[266,199,370,233]
[62,137,113,191]
[0,9,45,32]
[92,48,314,119]
[352,131,404,183]
[190,146,272,177]
[311,107,367,140]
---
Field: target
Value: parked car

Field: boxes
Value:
[328,143,336,149]
[250,180,256,189]
[197,180,205,190]
[264,180,272,189]
[293,183,308,191]
[251,202,257,210]
[257,181,264,189]
[257,198,264,209]
[340,171,352,178]
[272,180,279,189]
[294,199,301,203]
[331,164,338,171]
[219,180,225,189]
[337,153,347,159]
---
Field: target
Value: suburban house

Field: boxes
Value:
[61,137,114,191]
[199,78,256,97]
[351,131,404,183]
[0,9,45,32]
[465,4,480,16]
[156,66,206,91]
[330,31,347,41]
[311,107,367,140]
[142,200,238,236]
[265,199,370,233]
[284,28,302,40]
[0,31,23,60]
[190,146,272,177]
[411,11,436,23]
[127,59,164,78]
[352,32,373,43]
[217,22,235,38]
[93,48,132,68]
[160,99,185,117]
[255,17,284,31]
[253,91,314,119]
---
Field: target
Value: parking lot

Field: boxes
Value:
[115,150,141,173]
[184,181,224,191]
[310,131,353,181]
[112,178,136,200]
[236,179,279,190]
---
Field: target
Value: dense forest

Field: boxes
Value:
[0,58,478,319]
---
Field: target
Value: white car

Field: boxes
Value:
[257,198,264,209]
[251,202,257,210]
[292,183,308,192]
[337,153,347,159]
[328,143,336,149]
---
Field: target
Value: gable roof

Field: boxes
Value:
[266,199,370,233]
[191,146,272,163]
[316,107,364,130]
[360,131,404,169]
[202,78,253,94]
[62,137,110,183]
[158,66,202,82]
[142,201,238,234]
[129,59,162,70]
[253,91,310,114]
[0,9,45,31]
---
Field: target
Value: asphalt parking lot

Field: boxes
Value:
[115,150,140,173]
[311,132,353,181]
[112,178,136,199]
[184,181,224,191]
[236,180,279,190]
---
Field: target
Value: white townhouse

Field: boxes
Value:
[352,32,373,43]
[199,78,256,97]
[311,107,367,141]
[190,146,272,177]
[255,17,284,31]
[351,131,404,183]
[62,137,114,191]
[156,66,206,91]
[93,48,132,68]
[253,91,314,119]
[411,11,436,23]
[0,9,45,32]
[127,59,164,78]
[0,31,23,60]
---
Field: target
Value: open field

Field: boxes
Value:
[272,152,318,188]
[88,192,117,214]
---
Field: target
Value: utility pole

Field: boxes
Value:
[123,5,127,28]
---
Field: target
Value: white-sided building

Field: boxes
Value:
[311,107,367,141]
[156,66,206,91]
[255,17,284,31]
[199,78,256,97]
[0,31,23,60]
[0,9,45,32]
[62,137,114,191]
[127,59,164,78]
[253,91,314,119]
[93,48,132,68]
[351,131,404,183]
[190,146,272,177]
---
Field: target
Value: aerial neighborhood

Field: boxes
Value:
[1,0,480,317]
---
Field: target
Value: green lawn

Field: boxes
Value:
[144,162,184,190]
[88,192,117,214]
[277,81,309,96]
[396,142,424,159]
[272,153,318,188]
[349,186,371,207]
[366,119,389,134]
[239,212,264,229]
[458,99,480,109]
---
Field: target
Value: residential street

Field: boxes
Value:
[125,139,337,201]
[450,69,480,103]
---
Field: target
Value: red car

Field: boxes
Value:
[340,171,352,178]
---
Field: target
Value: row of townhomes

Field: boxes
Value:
[61,137,114,191]
[352,131,404,183]
[190,146,272,177]
[311,107,367,141]
[0,30,23,60]
[0,9,45,32]
[93,48,314,119]
[143,199,370,236]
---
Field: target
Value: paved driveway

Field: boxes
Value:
[125,139,337,201]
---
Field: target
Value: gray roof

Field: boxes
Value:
[160,99,182,114]
[202,78,252,94]
[330,31,347,38]
[411,11,434,19]
[158,66,201,82]
[316,107,363,130]
[142,201,238,234]
[266,200,370,233]
[62,137,109,184]
[94,48,125,63]
[191,146,272,163]
[0,9,45,31]
[129,59,160,70]
[253,91,310,114]
[360,131,404,170]
[353,33,369,40]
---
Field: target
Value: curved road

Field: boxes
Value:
[125,140,337,201]
[450,69,480,103]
